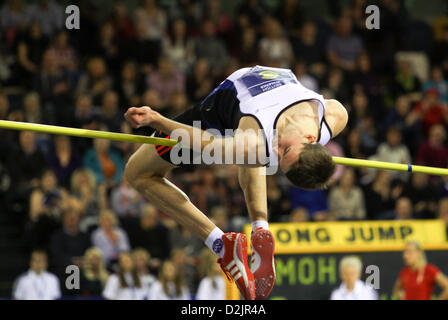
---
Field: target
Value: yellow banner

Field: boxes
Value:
[244,220,448,254]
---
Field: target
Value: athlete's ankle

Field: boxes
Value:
[204,227,225,258]
[251,220,269,233]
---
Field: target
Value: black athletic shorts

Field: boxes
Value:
[153,105,201,166]
[154,81,245,166]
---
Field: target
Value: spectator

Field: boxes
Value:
[416,124,448,169]
[352,53,382,102]
[163,18,195,73]
[23,169,63,252]
[76,57,113,106]
[363,170,402,220]
[50,208,91,276]
[330,256,378,300]
[70,168,107,221]
[134,0,167,43]
[115,61,143,108]
[392,59,422,101]
[125,20,162,73]
[165,90,190,119]
[289,187,328,219]
[290,21,326,77]
[423,66,448,104]
[102,252,149,300]
[124,204,171,263]
[141,89,164,115]
[373,126,411,182]
[237,0,264,27]
[46,30,78,72]
[149,260,190,300]
[1,0,27,32]
[394,241,448,300]
[402,173,437,219]
[328,169,366,220]
[344,128,367,161]
[34,49,73,124]
[384,95,422,153]
[196,249,226,300]
[325,140,346,185]
[169,223,204,259]
[13,250,61,300]
[412,89,447,136]
[22,92,43,124]
[15,22,48,88]
[293,60,318,92]
[186,59,214,104]
[188,167,223,214]
[205,0,233,39]
[46,135,82,189]
[322,67,350,102]
[93,22,121,74]
[80,247,109,298]
[289,206,310,223]
[327,16,363,72]
[274,0,303,37]
[132,248,157,289]
[259,17,293,68]
[109,3,135,43]
[73,94,97,131]
[110,179,144,218]
[83,134,125,187]
[91,209,131,267]
[99,91,122,133]
[266,175,290,222]
[194,20,228,75]
[25,0,63,37]
[28,169,65,223]
[394,197,413,220]
[210,206,230,232]
[146,56,185,107]
[234,27,259,66]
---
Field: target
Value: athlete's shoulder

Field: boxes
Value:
[323,99,348,138]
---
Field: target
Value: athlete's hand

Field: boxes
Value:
[124,106,161,129]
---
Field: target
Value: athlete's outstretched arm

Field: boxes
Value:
[238,166,268,222]
[125,106,267,166]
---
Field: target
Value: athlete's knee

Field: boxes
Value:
[124,153,153,189]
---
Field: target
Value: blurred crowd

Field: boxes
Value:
[1,0,448,299]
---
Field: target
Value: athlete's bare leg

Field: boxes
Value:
[124,143,216,240]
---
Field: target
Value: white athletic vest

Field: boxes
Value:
[228,66,332,167]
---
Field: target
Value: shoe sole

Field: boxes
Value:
[251,229,275,299]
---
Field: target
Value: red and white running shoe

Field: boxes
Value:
[218,232,255,300]
[250,227,276,300]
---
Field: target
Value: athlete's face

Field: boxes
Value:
[274,130,316,172]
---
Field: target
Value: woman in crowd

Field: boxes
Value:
[132,248,156,289]
[393,240,448,300]
[91,209,130,268]
[196,249,226,300]
[328,169,366,220]
[29,169,66,222]
[80,247,109,298]
[163,18,195,73]
[149,260,190,300]
[83,131,125,189]
[103,252,149,300]
[47,135,82,190]
[70,168,107,218]
[330,255,378,300]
